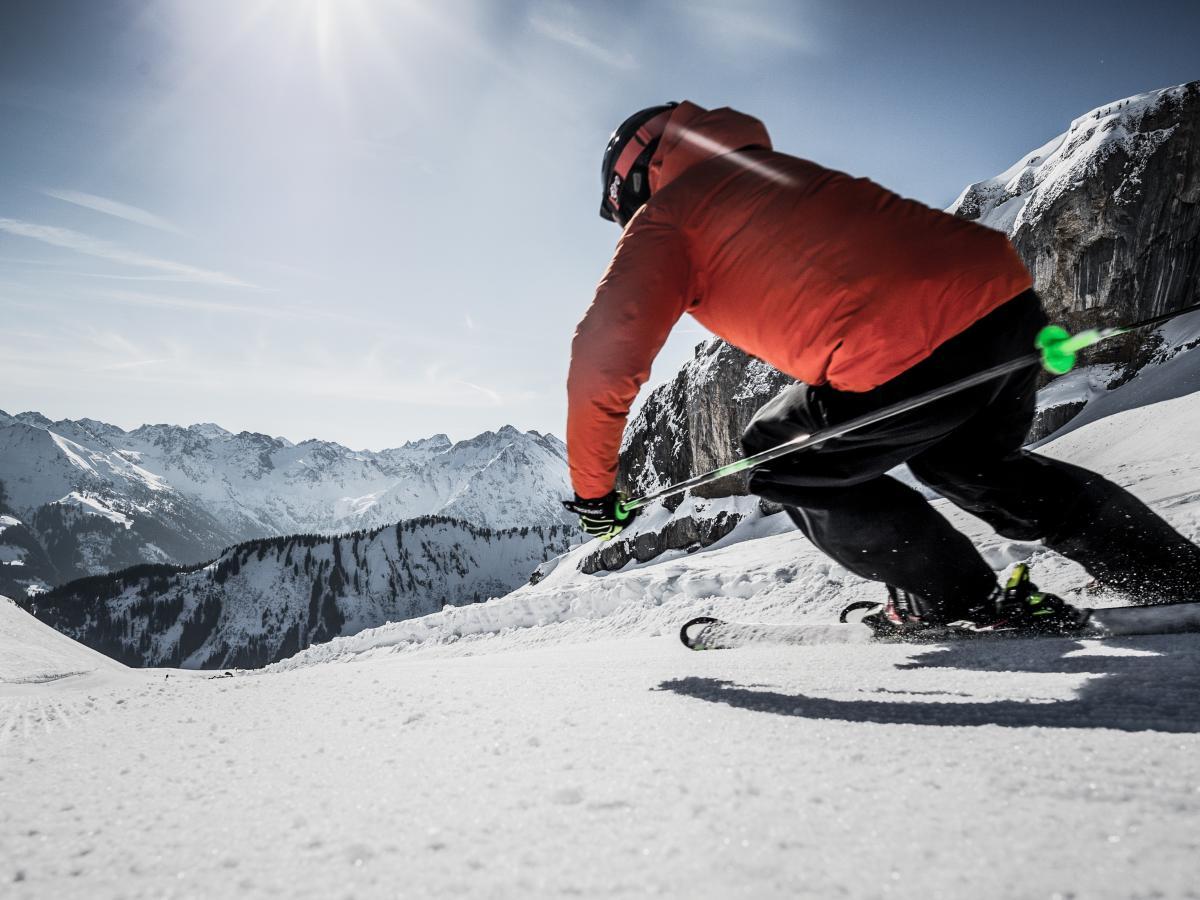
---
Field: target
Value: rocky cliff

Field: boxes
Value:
[949,81,1200,371]
[618,339,793,501]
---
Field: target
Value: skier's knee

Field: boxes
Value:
[741,384,823,456]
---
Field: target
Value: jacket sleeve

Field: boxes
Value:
[566,214,692,498]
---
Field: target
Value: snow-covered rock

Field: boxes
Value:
[949,83,1194,236]
[578,493,763,575]
[620,338,793,499]
[949,81,1200,364]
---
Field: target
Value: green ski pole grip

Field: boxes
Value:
[1037,325,1113,374]
[614,498,632,521]
[1036,325,1075,374]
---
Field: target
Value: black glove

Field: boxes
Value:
[562,490,638,540]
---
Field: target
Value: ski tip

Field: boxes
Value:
[838,600,880,624]
[679,616,722,650]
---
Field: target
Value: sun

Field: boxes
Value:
[287,0,377,80]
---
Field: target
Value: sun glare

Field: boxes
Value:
[285,0,379,69]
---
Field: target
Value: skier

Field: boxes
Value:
[563,100,1200,635]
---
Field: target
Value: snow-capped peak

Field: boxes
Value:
[948,81,1196,233]
[403,434,453,452]
[14,411,55,429]
[188,422,232,439]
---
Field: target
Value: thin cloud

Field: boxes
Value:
[529,10,637,70]
[0,217,258,289]
[91,290,468,353]
[43,189,185,235]
[84,328,146,359]
[97,289,344,322]
[455,380,503,405]
[100,358,170,372]
[0,254,81,267]
[679,1,819,53]
[75,272,218,284]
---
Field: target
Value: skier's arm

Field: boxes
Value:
[566,214,692,499]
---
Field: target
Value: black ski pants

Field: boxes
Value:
[741,290,1200,619]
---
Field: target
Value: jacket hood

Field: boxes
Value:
[649,101,773,193]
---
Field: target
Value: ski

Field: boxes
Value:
[679,601,1200,651]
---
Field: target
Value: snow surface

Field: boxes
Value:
[1040,320,1200,446]
[1034,363,1118,415]
[5,359,1200,897]
[0,596,125,685]
[3,616,1199,897]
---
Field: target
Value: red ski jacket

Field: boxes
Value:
[566,102,1033,499]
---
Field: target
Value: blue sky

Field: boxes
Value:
[1,0,1197,449]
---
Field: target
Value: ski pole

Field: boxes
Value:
[619,299,1200,513]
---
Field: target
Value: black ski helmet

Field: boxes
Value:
[599,102,678,226]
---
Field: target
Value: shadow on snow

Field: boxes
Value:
[654,634,1200,733]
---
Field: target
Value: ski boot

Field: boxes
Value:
[840,565,1088,639]
[954,563,1088,635]
[841,585,943,639]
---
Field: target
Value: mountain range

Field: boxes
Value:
[0,411,570,595]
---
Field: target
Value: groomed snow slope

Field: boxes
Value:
[4,371,1200,898]
[0,596,126,686]
[6,632,1199,899]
